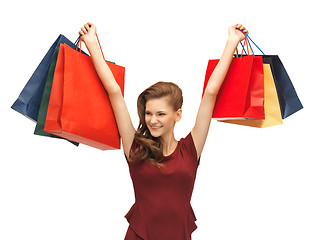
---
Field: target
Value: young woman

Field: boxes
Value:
[79,23,248,240]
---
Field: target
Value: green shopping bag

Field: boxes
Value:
[34,47,79,146]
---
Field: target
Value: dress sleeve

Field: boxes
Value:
[181,132,201,165]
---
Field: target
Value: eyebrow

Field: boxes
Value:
[145,110,167,113]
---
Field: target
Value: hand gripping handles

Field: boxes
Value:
[237,30,265,57]
[75,33,106,60]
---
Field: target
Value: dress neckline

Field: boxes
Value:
[163,141,180,161]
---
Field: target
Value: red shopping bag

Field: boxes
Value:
[202,47,265,120]
[220,63,283,128]
[44,41,125,150]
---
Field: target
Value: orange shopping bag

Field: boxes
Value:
[44,39,125,150]
[220,63,283,128]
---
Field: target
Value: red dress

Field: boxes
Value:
[124,132,200,240]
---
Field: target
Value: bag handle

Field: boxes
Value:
[74,35,81,45]
[241,34,254,55]
[235,30,265,57]
[240,35,250,56]
[75,34,106,60]
[235,31,250,57]
[243,31,265,56]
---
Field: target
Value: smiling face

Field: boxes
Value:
[145,97,182,138]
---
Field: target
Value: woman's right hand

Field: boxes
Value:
[79,22,96,43]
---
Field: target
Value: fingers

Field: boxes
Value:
[79,26,88,36]
[86,22,94,27]
[84,23,91,31]
[235,23,245,30]
[235,23,249,34]
[79,22,96,36]
[81,27,87,34]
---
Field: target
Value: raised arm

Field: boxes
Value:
[191,24,248,160]
[80,23,135,157]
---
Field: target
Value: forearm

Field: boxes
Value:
[205,38,238,96]
[84,38,121,95]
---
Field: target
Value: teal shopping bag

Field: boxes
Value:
[34,47,79,146]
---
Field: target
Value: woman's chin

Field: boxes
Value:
[149,127,163,137]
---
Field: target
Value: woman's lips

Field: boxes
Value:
[150,126,162,129]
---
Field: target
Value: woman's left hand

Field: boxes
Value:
[228,23,248,43]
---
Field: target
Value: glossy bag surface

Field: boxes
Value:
[44,44,125,150]
[243,33,303,119]
[34,48,79,146]
[260,55,303,118]
[11,35,82,121]
[220,63,283,128]
[202,55,265,120]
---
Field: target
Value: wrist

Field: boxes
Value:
[83,36,96,45]
[226,37,240,47]
[83,37,98,51]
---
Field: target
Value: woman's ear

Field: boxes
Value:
[175,108,182,122]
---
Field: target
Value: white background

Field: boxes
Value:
[1,0,319,239]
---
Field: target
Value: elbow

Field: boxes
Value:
[204,85,219,97]
[107,84,122,97]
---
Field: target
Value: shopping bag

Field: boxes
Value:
[11,34,84,121]
[34,48,79,146]
[44,41,125,150]
[244,34,303,119]
[202,37,265,120]
[220,63,283,128]
[261,55,303,118]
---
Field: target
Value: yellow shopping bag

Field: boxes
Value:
[219,63,282,128]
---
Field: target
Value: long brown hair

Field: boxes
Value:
[128,81,183,168]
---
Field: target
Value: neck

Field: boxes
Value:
[160,132,178,156]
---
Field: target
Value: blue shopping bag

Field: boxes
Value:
[11,34,85,121]
[262,55,303,118]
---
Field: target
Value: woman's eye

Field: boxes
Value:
[159,113,165,116]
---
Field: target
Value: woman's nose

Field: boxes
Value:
[150,115,158,124]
